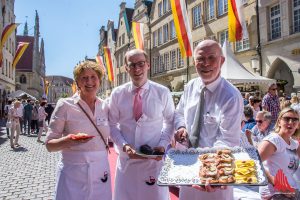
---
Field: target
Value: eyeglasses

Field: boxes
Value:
[281,117,299,123]
[127,61,146,69]
[255,120,264,124]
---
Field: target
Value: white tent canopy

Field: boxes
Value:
[8,90,37,100]
[221,42,276,86]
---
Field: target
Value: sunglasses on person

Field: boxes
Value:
[281,117,299,123]
[270,88,277,91]
[255,120,264,124]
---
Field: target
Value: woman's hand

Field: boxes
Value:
[192,181,227,192]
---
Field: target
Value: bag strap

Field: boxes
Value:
[77,102,110,153]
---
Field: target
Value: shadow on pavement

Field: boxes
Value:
[0,136,8,146]
[12,146,28,152]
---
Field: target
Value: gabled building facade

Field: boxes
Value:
[46,75,73,104]
[16,10,46,98]
[114,2,134,87]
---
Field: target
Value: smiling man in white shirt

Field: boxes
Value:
[109,49,175,200]
[174,40,244,200]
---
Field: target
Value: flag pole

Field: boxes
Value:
[255,0,262,76]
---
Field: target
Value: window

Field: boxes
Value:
[218,0,228,16]
[164,53,170,70]
[158,2,162,17]
[170,20,176,39]
[122,33,125,45]
[163,24,169,43]
[159,55,164,72]
[177,48,184,67]
[270,4,281,40]
[192,5,202,28]
[170,50,176,69]
[235,38,250,52]
[206,0,215,21]
[163,0,169,14]
[153,57,159,74]
[153,31,157,47]
[118,37,121,47]
[219,29,228,46]
[293,0,300,33]
[20,74,26,84]
[193,39,203,49]
[158,27,162,45]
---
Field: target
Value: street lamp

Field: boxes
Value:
[251,57,260,73]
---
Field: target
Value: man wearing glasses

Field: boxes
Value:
[174,40,244,200]
[109,49,174,200]
[262,83,280,125]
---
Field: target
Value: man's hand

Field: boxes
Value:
[174,127,188,144]
[123,144,147,159]
[152,146,165,161]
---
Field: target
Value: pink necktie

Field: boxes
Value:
[133,87,143,121]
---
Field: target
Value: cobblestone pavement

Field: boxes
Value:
[0,123,60,200]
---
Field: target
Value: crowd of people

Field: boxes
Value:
[4,39,300,200]
[4,98,54,147]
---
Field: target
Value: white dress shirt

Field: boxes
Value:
[109,80,175,151]
[174,76,243,200]
[46,94,110,152]
[174,76,243,148]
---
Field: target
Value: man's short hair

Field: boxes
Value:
[244,106,253,118]
[124,49,148,66]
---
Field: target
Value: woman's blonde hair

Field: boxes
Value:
[274,107,299,134]
[73,60,104,83]
[280,99,291,110]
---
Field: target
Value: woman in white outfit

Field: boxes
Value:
[37,101,47,143]
[45,61,111,200]
[9,100,22,148]
[258,107,300,200]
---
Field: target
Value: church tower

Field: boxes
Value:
[23,21,28,36]
[32,10,40,72]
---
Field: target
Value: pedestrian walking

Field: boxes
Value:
[8,100,22,148]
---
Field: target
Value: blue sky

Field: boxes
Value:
[15,0,135,79]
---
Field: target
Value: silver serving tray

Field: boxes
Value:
[158,146,268,186]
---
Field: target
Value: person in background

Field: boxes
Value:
[291,96,300,115]
[8,100,22,148]
[174,40,243,200]
[16,99,24,134]
[23,99,33,136]
[245,111,273,147]
[31,100,39,134]
[249,96,262,119]
[258,107,300,200]
[280,99,291,111]
[244,92,250,106]
[37,101,47,143]
[109,49,174,200]
[4,98,13,138]
[45,60,111,200]
[262,83,280,125]
[45,103,54,126]
[242,106,256,133]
